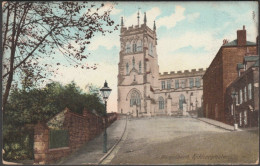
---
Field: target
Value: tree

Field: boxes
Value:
[2,2,119,112]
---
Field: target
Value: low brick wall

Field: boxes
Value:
[34,109,117,164]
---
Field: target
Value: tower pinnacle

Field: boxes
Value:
[144,12,147,25]
[137,8,140,26]
[121,17,124,27]
[153,20,156,31]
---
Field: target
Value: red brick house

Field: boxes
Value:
[203,26,257,123]
[225,55,259,128]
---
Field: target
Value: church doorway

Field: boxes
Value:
[179,94,185,110]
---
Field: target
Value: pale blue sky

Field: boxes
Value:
[19,2,260,112]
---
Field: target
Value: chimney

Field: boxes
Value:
[237,25,246,46]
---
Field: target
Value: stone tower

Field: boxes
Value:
[117,13,159,117]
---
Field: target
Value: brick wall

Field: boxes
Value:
[34,109,118,164]
[203,46,256,123]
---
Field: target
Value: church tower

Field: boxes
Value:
[117,12,159,117]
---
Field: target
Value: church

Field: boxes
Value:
[117,12,205,117]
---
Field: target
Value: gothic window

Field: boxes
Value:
[126,63,129,74]
[132,57,135,68]
[148,42,153,56]
[189,78,194,88]
[167,80,171,89]
[248,83,252,100]
[132,42,137,53]
[195,77,200,87]
[126,42,131,53]
[130,90,141,107]
[161,81,165,90]
[159,97,164,110]
[139,61,141,73]
[181,80,185,88]
[244,86,247,102]
[175,80,179,89]
[137,40,143,52]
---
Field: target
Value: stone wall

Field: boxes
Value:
[34,109,118,164]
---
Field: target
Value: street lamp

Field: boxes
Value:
[231,90,238,131]
[100,80,112,153]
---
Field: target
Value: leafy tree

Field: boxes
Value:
[2,1,119,112]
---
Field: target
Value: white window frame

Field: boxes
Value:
[161,81,165,90]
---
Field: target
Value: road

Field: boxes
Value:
[108,116,259,165]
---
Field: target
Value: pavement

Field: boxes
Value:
[196,117,243,131]
[58,115,127,165]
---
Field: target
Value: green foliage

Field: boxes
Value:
[49,130,69,149]
[3,81,105,161]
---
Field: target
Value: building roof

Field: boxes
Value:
[223,39,256,46]
[237,63,244,70]
[244,55,259,62]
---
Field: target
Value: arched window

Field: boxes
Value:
[126,42,131,53]
[130,90,141,107]
[137,40,142,52]
[126,63,129,74]
[139,61,141,73]
[149,42,153,56]
[159,97,164,110]
[132,57,135,68]
[179,94,185,110]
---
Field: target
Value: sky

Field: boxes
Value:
[49,1,258,113]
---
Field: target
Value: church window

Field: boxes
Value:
[132,57,135,68]
[148,42,153,56]
[159,97,164,110]
[137,40,142,52]
[175,80,179,89]
[139,61,141,73]
[167,80,171,89]
[130,90,141,107]
[189,78,194,88]
[126,63,129,74]
[132,43,137,53]
[126,42,131,53]
[195,77,201,87]
[181,80,185,88]
[161,81,165,90]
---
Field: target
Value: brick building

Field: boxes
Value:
[225,55,259,128]
[203,26,257,123]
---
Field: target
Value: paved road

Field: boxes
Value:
[109,117,259,165]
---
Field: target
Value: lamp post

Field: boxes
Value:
[231,90,238,131]
[100,80,112,153]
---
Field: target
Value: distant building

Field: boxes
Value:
[225,54,259,127]
[203,26,257,123]
[117,13,204,117]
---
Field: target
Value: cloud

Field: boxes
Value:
[187,12,200,22]
[157,31,221,72]
[124,7,161,29]
[102,2,122,15]
[157,5,186,29]
[50,62,118,113]
[87,32,120,51]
